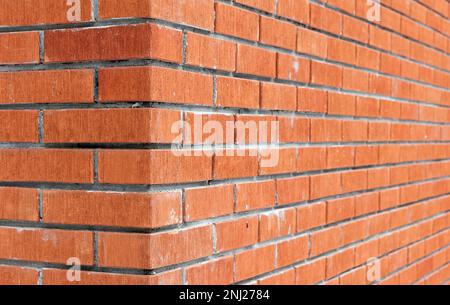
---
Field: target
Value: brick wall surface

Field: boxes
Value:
[0,0,449,285]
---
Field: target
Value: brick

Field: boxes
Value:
[310,118,342,143]
[297,87,328,113]
[0,149,93,183]
[277,0,310,24]
[259,148,297,175]
[98,149,212,185]
[185,256,234,285]
[215,3,259,41]
[327,37,356,64]
[355,192,379,216]
[343,15,368,43]
[236,0,275,13]
[298,147,327,172]
[278,116,310,143]
[45,24,182,63]
[326,248,355,279]
[43,108,180,144]
[98,226,212,269]
[260,16,297,50]
[341,170,368,193]
[327,197,355,224]
[235,181,276,212]
[277,235,309,267]
[235,245,275,281]
[295,258,326,284]
[0,227,93,264]
[326,146,355,169]
[354,145,379,167]
[261,83,297,111]
[327,92,356,116]
[297,202,327,232]
[277,176,310,205]
[0,110,39,143]
[99,0,214,30]
[0,32,40,64]
[216,76,260,109]
[343,68,369,92]
[297,28,328,58]
[0,70,94,104]
[259,209,296,242]
[310,4,342,35]
[258,269,296,285]
[213,150,258,179]
[356,97,379,118]
[311,61,343,88]
[310,226,342,256]
[0,187,38,222]
[356,46,380,71]
[369,122,391,142]
[0,266,38,285]
[0,0,92,26]
[186,33,236,71]
[277,54,310,83]
[237,44,277,78]
[185,185,234,221]
[342,120,368,142]
[42,190,181,229]
[216,216,259,252]
[43,269,181,285]
[98,66,213,105]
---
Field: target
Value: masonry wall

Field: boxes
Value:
[0,0,449,285]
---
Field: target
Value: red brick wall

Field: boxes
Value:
[0,0,449,285]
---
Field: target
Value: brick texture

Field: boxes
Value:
[0,0,448,286]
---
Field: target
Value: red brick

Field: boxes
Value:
[0,0,92,26]
[261,83,297,111]
[0,149,93,183]
[342,120,368,142]
[235,181,276,212]
[215,3,259,41]
[341,170,368,193]
[277,54,310,83]
[295,258,326,284]
[310,226,343,256]
[216,216,259,252]
[0,32,40,64]
[310,172,342,200]
[278,116,310,143]
[186,33,236,71]
[298,147,327,172]
[43,190,181,229]
[236,0,275,13]
[98,66,213,105]
[45,24,182,63]
[343,68,369,92]
[258,269,296,285]
[0,187,38,222]
[356,97,379,118]
[235,245,275,281]
[99,0,214,30]
[277,0,310,24]
[354,145,379,167]
[277,235,309,267]
[277,176,310,205]
[297,202,327,232]
[310,118,342,143]
[327,37,356,64]
[185,256,234,285]
[259,147,297,175]
[311,61,343,88]
[297,28,328,58]
[0,266,38,285]
[310,4,342,35]
[98,226,212,269]
[327,197,355,224]
[237,44,277,78]
[326,247,355,279]
[216,77,260,109]
[328,93,357,117]
[0,227,93,265]
[260,16,297,50]
[298,87,328,113]
[259,209,296,241]
[0,110,39,143]
[356,46,380,71]
[43,269,181,285]
[0,70,94,104]
[343,15,368,43]
[327,146,355,169]
[43,108,180,144]
[369,122,391,142]
[185,185,234,221]
[213,150,258,179]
